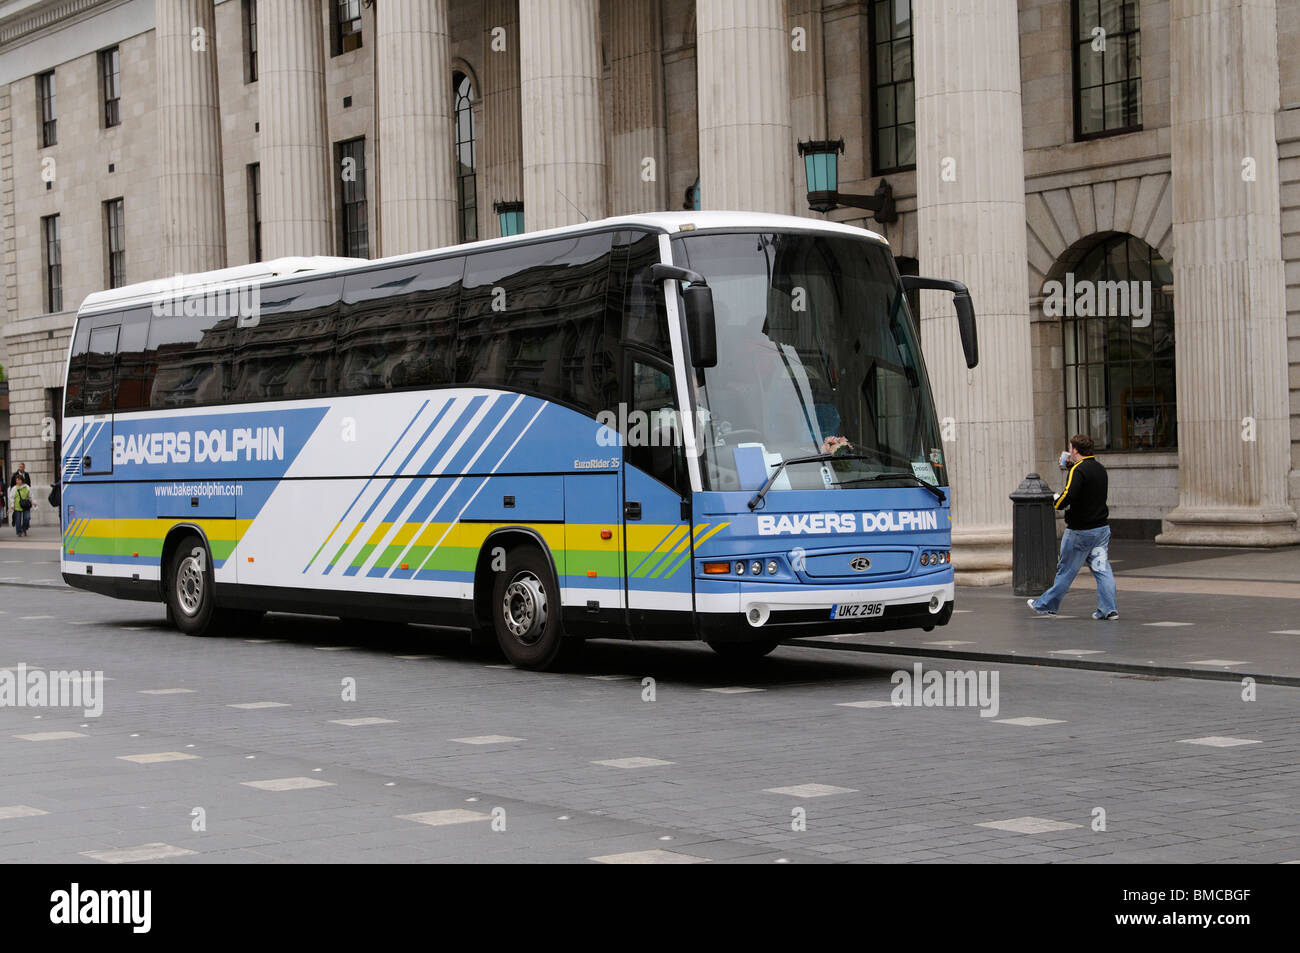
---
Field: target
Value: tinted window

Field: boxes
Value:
[338,256,462,393]
[149,297,239,409]
[64,324,91,416]
[458,233,618,415]
[114,307,154,411]
[626,356,686,494]
[228,276,342,403]
[618,230,670,355]
[82,324,120,415]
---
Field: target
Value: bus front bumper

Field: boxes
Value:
[695,581,955,642]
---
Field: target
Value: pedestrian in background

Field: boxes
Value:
[11,473,33,537]
[48,475,62,532]
[1027,433,1118,620]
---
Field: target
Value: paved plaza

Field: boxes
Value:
[1,529,1296,863]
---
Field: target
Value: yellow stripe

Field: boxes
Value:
[1054,459,1085,509]
[652,525,690,558]
[387,522,421,546]
[364,522,393,546]
[566,524,622,549]
[692,521,731,549]
[626,523,683,551]
[75,518,252,541]
[410,522,568,552]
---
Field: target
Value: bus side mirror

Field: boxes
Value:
[900,275,979,369]
[649,263,717,368]
[683,284,717,368]
[954,292,978,369]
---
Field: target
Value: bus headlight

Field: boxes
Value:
[735,561,746,575]
[766,560,778,575]
[750,560,762,576]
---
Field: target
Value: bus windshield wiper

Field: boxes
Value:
[746,453,873,511]
[836,470,947,503]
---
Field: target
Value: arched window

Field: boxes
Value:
[1059,235,1174,451]
[453,71,477,243]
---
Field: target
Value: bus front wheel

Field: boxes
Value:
[490,545,580,670]
[167,534,216,636]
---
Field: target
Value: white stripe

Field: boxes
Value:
[625,589,693,612]
[64,563,162,583]
[365,395,528,581]
[415,397,545,577]
[335,394,494,575]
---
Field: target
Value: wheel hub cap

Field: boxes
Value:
[502,572,547,645]
[177,556,204,617]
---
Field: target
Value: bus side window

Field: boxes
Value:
[228,276,342,403]
[83,325,120,415]
[338,256,461,393]
[149,305,235,409]
[114,307,154,411]
[458,233,617,416]
[64,324,91,417]
[619,231,670,356]
[626,357,685,494]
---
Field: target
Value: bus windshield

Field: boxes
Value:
[672,230,947,493]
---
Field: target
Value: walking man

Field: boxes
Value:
[1027,434,1118,620]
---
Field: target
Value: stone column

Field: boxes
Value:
[788,0,827,219]
[519,0,606,230]
[376,0,458,255]
[258,0,333,258]
[156,0,226,274]
[914,0,1034,585]
[1158,0,1299,545]
[609,0,667,214]
[482,0,523,238]
[696,0,793,214]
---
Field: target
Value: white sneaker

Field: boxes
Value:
[1027,598,1057,617]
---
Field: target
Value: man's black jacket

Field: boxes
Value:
[1055,456,1109,530]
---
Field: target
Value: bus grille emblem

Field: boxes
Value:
[849,556,871,572]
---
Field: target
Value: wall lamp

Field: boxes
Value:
[798,138,897,224]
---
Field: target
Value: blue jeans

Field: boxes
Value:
[1032,525,1117,615]
[14,508,30,535]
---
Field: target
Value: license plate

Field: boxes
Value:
[830,602,883,620]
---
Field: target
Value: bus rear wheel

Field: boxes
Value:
[490,545,580,670]
[708,640,780,660]
[167,535,216,636]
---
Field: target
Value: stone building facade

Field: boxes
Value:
[0,0,1297,582]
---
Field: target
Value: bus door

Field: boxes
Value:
[80,324,120,475]
[622,354,695,636]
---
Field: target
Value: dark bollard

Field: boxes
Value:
[1010,473,1056,596]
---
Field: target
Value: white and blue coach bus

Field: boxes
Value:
[60,212,978,669]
